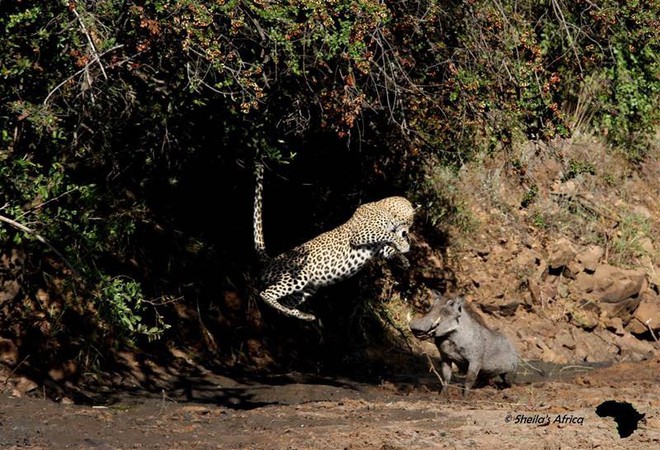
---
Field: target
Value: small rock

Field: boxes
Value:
[470,271,489,288]
[626,291,660,335]
[0,280,20,303]
[541,284,558,301]
[559,179,579,195]
[649,272,660,289]
[534,259,549,280]
[541,347,561,363]
[0,338,18,366]
[631,205,651,219]
[37,289,50,303]
[528,279,542,305]
[572,264,646,305]
[600,297,642,325]
[569,300,600,330]
[638,237,654,254]
[15,377,38,394]
[48,368,65,382]
[553,330,576,350]
[535,337,551,351]
[515,249,542,271]
[527,280,557,306]
[549,237,577,269]
[614,333,657,361]
[640,255,660,287]
[574,343,590,362]
[475,246,490,258]
[603,317,626,336]
[575,245,604,273]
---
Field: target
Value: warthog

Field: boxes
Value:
[410,292,518,396]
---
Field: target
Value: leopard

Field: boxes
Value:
[253,162,415,321]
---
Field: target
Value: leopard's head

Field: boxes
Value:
[373,196,415,228]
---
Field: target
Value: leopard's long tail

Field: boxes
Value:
[253,161,269,263]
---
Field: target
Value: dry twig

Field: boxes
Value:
[0,213,81,278]
[424,352,445,387]
[71,6,108,80]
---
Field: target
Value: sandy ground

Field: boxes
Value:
[0,357,658,449]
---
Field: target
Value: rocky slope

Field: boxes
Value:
[409,135,659,366]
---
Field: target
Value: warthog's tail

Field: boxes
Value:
[518,358,546,376]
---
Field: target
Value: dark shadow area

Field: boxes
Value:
[39,356,393,411]
[1,123,456,404]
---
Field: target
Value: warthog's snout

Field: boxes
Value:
[409,316,438,340]
[409,295,460,340]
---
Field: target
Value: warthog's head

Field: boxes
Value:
[409,292,465,340]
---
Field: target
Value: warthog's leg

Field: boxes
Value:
[440,359,452,395]
[501,371,516,388]
[463,361,481,398]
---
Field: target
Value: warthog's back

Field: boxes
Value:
[474,326,518,375]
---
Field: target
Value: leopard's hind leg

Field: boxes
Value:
[260,284,316,321]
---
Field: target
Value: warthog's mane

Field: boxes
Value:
[445,294,492,330]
